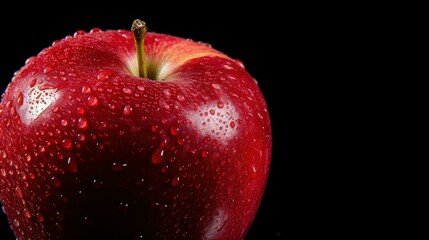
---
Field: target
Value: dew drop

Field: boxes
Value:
[90,28,101,33]
[23,208,31,218]
[76,133,86,141]
[170,126,179,136]
[151,125,158,132]
[217,102,224,108]
[52,106,59,113]
[77,117,88,129]
[230,121,236,128]
[61,119,68,127]
[13,219,19,227]
[29,78,37,87]
[67,157,78,173]
[17,92,23,106]
[77,106,85,115]
[123,88,132,94]
[39,145,46,153]
[209,110,215,115]
[211,83,221,90]
[16,186,23,198]
[74,30,86,36]
[202,151,209,158]
[163,89,171,97]
[92,179,103,189]
[97,69,115,82]
[177,94,185,101]
[36,213,44,222]
[61,138,72,149]
[137,85,145,91]
[123,105,133,116]
[6,100,12,109]
[81,85,92,94]
[51,177,61,187]
[112,162,128,171]
[151,147,164,164]
[171,177,180,186]
[235,59,245,68]
[87,96,99,107]
[223,64,233,70]
[43,67,52,73]
[177,138,185,145]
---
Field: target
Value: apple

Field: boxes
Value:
[0,20,271,239]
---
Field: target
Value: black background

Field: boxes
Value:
[0,4,301,239]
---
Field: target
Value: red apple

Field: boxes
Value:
[0,20,271,239]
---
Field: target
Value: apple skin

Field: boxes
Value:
[0,29,271,239]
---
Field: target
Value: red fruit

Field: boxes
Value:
[0,20,271,239]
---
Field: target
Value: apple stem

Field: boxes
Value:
[132,19,148,78]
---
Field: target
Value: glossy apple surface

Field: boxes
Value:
[0,28,271,239]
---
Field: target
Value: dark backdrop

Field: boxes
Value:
[0,5,296,239]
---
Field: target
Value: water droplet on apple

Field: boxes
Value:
[223,64,233,70]
[210,110,215,115]
[29,78,37,87]
[90,28,102,33]
[61,138,72,149]
[13,219,19,227]
[0,169,6,177]
[97,69,115,82]
[77,117,88,129]
[163,89,171,97]
[81,85,92,94]
[6,100,12,109]
[177,94,185,101]
[151,125,158,132]
[76,133,86,141]
[23,208,31,218]
[217,102,224,108]
[61,119,68,127]
[67,157,78,173]
[202,151,209,158]
[235,59,245,69]
[43,67,54,74]
[92,179,104,189]
[137,85,145,91]
[52,106,59,113]
[211,83,221,90]
[87,96,99,107]
[36,213,44,222]
[119,202,129,212]
[171,177,180,186]
[51,176,61,187]
[230,121,236,128]
[177,138,185,145]
[73,30,86,37]
[17,92,23,106]
[123,88,132,94]
[112,162,128,171]
[25,57,35,64]
[123,105,133,116]
[39,145,46,153]
[151,147,164,164]
[25,153,32,162]
[77,106,85,115]
[170,126,179,136]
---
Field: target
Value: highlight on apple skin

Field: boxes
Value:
[0,20,272,239]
